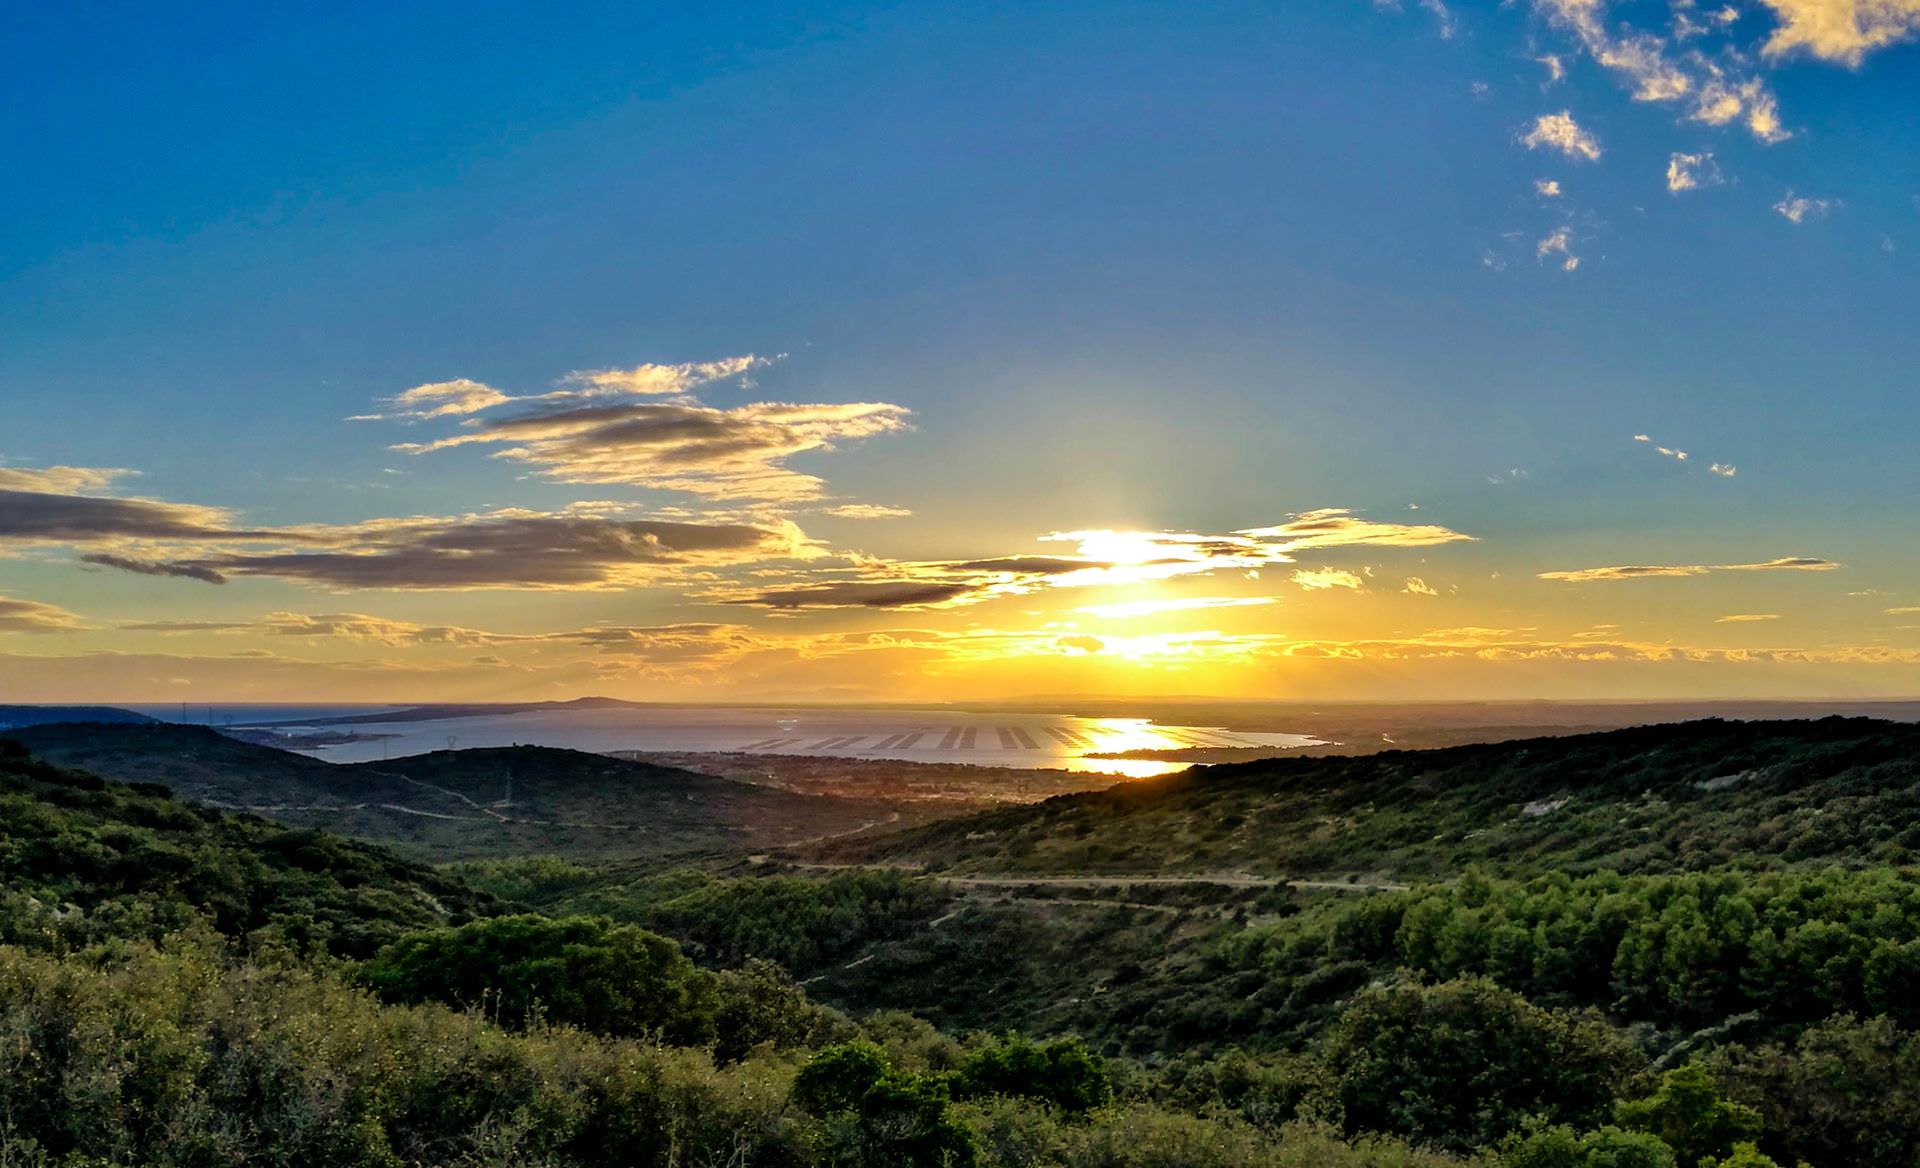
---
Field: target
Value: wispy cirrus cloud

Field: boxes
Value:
[1529,0,1789,142]
[817,503,914,520]
[0,595,87,634]
[1666,150,1724,193]
[349,379,514,421]
[1774,190,1839,223]
[119,611,773,666]
[1633,433,1736,478]
[79,553,229,584]
[1537,226,1581,270]
[559,356,778,396]
[351,357,781,422]
[1717,613,1783,622]
[1539,557,1838,582]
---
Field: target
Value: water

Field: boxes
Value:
[215,704,1322,778]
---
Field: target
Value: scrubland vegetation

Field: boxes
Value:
[3,720,1920,1165]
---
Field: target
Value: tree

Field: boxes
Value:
[1315,977,1637,1152]
[793,1042,976,1167]
[1614,1064,1762,1168]
[1493,1123,1677,1168]
[356,914,715,1042]
[951,1034,1113,1113]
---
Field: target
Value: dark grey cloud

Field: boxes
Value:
[0,489,242,543]
[738,580,986,610]
[183,514,804,590]
[81,553,229,584]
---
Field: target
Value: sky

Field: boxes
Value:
[2,0,1918,704]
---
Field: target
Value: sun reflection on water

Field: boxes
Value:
[1060,717,1195,779]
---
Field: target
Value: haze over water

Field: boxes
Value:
[204,704,1320,778]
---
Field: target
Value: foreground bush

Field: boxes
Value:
[0,933,803,1167]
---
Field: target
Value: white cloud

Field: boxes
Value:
[1635,434,1737,478]
[374,356,910,502]
[818,503,914,520]
[1666,151,1723,193]
[1537,227,1581,270]
[0,465,131,494]
[1717,613,1782,622]
[350,379,512,421]
[1292,567,1364,591]
[1520,111,1603,161]
[1774,191,1839,223]
[1530,0,1791,143]
[1756,0,1920,64]
[1536,179,1564,197]
[1404,577,1440,596]
[560,355,780,396]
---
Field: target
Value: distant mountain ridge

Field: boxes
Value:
[0,704,155,730]
[4,722,903,862]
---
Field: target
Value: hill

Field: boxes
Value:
[808,717,1920,880]
[6,723,907,861]
[0,737,492,957]
[0,704,155,730]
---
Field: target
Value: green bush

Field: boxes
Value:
[1613,1064,1762,1168]
[1314,977,1639,1151]
[355,913,715,1042]
[952,1033,1113,1113]
[793,1041,976,1167]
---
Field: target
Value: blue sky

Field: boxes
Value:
[2,0,1917,701]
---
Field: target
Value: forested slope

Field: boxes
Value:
[814,717,1920,878]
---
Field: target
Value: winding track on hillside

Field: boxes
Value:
[772,861,1406,893]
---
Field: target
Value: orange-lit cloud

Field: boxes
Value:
[1291,568,1364,590]
[1540,557,1837,582]
[0,595,87,634]
[728,509,1474,610]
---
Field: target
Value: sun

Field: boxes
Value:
[1069,530,1174,567]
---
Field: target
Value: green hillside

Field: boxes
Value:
[811,717,1920,879]
[0,737,492,958]
[8,723,905,861]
